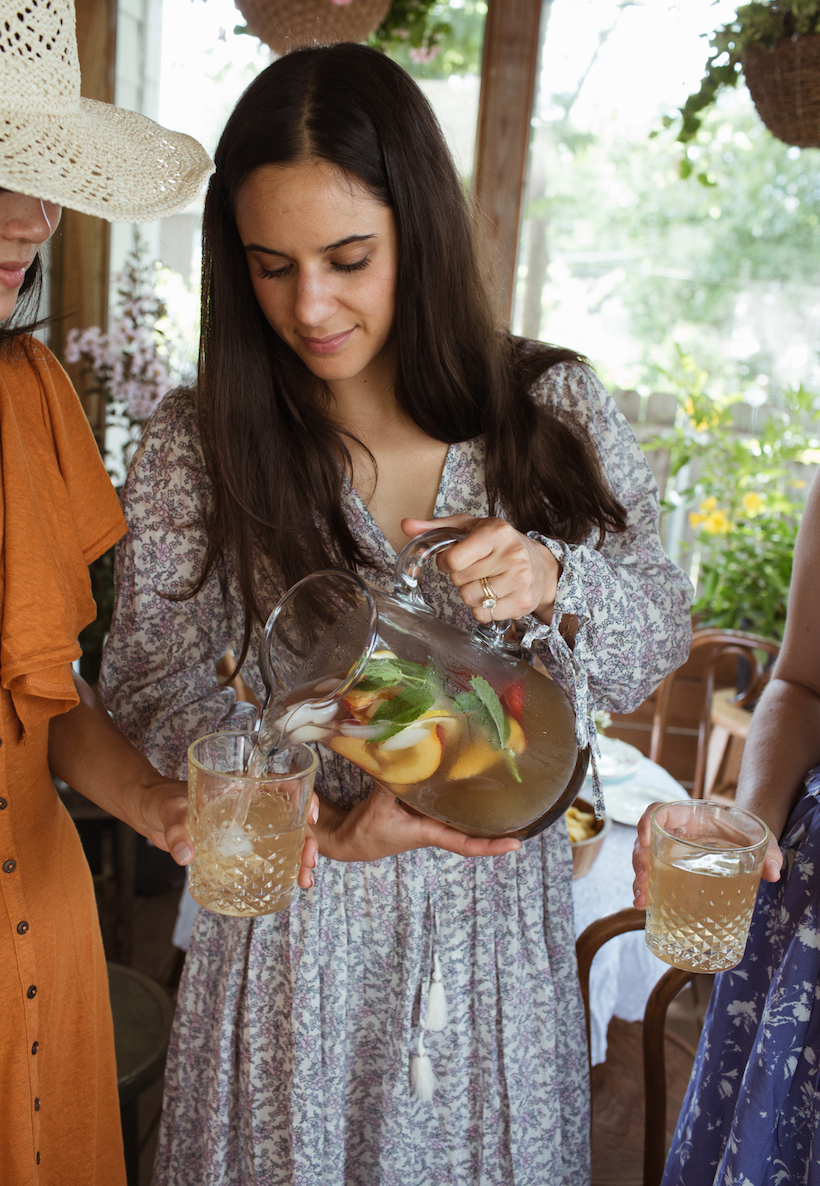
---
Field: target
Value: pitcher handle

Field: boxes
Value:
[393,528,515,652]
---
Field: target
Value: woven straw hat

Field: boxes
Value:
[0,0,214,222]
[235,0,391,57]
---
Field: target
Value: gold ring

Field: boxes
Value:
[480,577,498,612]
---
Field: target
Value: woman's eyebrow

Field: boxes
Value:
[320,233,376,252]
[243,233,377,256]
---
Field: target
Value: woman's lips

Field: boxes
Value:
[300,329,354,355]
[0,263,28,289]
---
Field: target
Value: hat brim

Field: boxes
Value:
[0,98,214,222]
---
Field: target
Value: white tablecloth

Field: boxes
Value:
[571,756,688,1065]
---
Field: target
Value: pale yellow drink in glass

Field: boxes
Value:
[645,800,769,973]
[188,733,317,917]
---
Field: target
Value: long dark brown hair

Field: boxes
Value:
[194,43,627,670]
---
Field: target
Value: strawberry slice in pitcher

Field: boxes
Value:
[502,679,525,724]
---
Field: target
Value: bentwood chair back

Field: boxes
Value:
[648,628,780,799]
[575,907,693,1186]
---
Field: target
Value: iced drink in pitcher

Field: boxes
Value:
[256,528,589,841]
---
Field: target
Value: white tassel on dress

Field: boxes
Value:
[425,950,448,1031]
[411,1032,438,1102]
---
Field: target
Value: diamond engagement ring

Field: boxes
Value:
[480,577,498,613]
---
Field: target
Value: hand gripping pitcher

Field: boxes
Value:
[256,529,589,839]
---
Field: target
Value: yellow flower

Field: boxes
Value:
[683,397,713,432]
[702,509,731,535]
[699,497,718,513]
[741,492,764,517]
[689,511,706,528]
[792,479,807,489]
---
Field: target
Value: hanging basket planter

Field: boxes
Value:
[235,0,392,56]
[743,34,820,148]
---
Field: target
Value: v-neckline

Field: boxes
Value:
[342,441,458,561]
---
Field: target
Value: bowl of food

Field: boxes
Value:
[566,796,612,879]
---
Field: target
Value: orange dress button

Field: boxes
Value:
[3,858,16,873]
[26,985,37,999]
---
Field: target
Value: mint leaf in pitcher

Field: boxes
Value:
[469,676,511,748]
[452,690,481,714]
[357,656,435,692]
[369,684,436,729]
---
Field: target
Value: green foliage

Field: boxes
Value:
[694,515,798,637]
[646,349,820,637]
[369,0,486,77]
[369,0,448,56]
[534,96,820,393]
[674,2,820,146]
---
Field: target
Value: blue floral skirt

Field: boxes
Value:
[662,767,820,1186]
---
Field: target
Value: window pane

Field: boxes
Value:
[513,0,820,400]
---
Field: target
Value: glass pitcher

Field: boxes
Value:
[257,528,589,839]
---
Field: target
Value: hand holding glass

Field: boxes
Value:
[188,732,318,917]
[645,799,769,973]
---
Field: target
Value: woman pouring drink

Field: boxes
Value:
[100,42,692,1186]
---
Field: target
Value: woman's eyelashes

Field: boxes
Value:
[259,256,372,280]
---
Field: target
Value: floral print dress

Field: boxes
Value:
[662,765,820,1186]
[99,361,692,1186]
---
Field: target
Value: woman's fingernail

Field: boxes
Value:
[311,804,319,824]
[172,842,193,865]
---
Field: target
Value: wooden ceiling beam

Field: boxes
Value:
[473,0,544,329]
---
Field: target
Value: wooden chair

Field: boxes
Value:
[576,907,694,1186]
[649,629,780,799]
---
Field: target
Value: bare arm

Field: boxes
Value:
[732,470,820,872]
[48,673,192,866]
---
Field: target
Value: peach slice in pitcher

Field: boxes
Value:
[328,722,443,785]
[447,716,526,781]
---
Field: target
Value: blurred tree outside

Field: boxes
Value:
[515,0,820,401]
[514,0,820,626]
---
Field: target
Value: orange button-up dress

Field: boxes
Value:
[0,338,127,1185]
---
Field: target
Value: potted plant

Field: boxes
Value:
[648,350,819,640]
[675,2,820,153]
[233,1,485,74]
[232,0,451,60]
